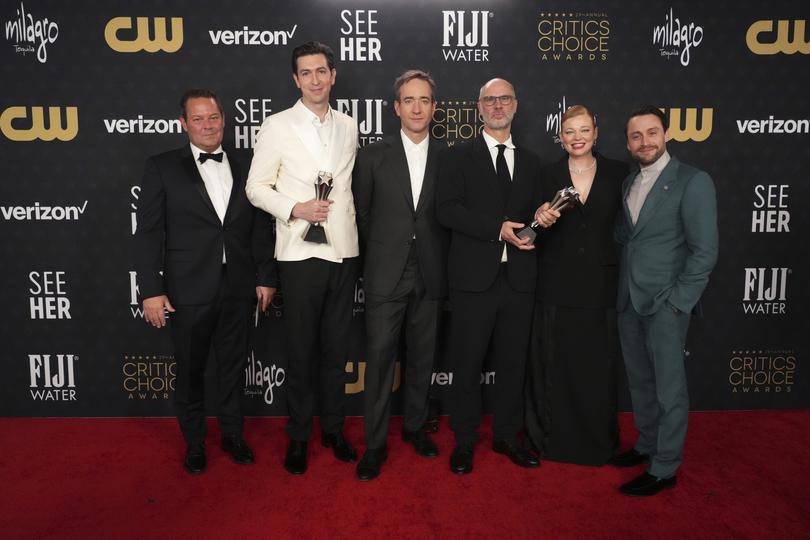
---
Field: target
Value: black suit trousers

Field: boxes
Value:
[363,244,440,449]
[170,265,252,445]
[449,265,534,446]
[279,257,359,441]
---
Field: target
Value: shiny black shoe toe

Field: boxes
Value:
[184,443,206,475]
[619,472,677,496]
[284,440,308,475]
[221,436,255,465]
[450,445,474,475]
[356,447,388,481]
[322,431,358,463]
[492,439,539,468]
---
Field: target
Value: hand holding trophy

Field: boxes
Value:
[302,170,334,244]
[516,186,581,242]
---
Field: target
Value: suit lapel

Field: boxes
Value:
[621,169,637,229]
[473,135,504,206]
[223,150,241,223]
[416,139,441,213]
[390,136,416,212]
[182,148,219,219]
[290,101,327,167]
[632,158,679,236]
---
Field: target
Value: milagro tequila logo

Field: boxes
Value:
[4,2,58,63]
[244,351,285,405]
[652,8,704,66]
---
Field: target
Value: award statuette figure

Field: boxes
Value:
[516,186,580,242]
[302,170,333,244]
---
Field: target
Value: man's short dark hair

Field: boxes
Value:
[393,69,436,101]
[179,89,223,119]
[626,105,669,134]
[291,41,336,74]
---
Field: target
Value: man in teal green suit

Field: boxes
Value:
[612,106,718,496]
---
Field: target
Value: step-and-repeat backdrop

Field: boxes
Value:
[1,0,807,417]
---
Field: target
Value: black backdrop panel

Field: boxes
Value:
[1,0,808,416]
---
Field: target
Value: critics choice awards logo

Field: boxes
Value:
[751,184,790,233]
[537,11,610,62]
[340,9,381,61]
[122,355,175,400]
[729,350,796,393]
[29,270,71,320]
[3,2,58,63]
[652,8,704,66]
[29,354,77,401]
[431,100,483,146]
[442,10,491,62]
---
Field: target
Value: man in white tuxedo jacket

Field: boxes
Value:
[246,41,360,475]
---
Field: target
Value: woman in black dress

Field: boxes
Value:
[525,105,630,465]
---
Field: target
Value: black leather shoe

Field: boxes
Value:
[356,447,388,481]
[450,445,474,475]
[403,429,439,457]
[184,443,206,475]
[609,448,650,467]
[322,431,358,463]
[221,436,255,465]
[284,440,308,475]
[619,472,677,496]
[493,439,540,468]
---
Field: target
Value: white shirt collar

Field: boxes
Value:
[295,99,332,128]
[400,130,429,153]
[481,129,515,150]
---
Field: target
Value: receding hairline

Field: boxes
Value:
[478,78,515,98]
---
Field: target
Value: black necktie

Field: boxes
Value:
[199,152,223,164]
[495,144,511,197]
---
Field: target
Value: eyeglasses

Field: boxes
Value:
[479,95,515,106]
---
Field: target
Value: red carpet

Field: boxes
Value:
[1,411,809,539]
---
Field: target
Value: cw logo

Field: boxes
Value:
[662,107,713,142]
[746,20,810,55]
[0,106,78,142]
[344,361,401,394]
[105,17,183,53]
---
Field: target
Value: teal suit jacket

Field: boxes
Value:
[616,156,719,316]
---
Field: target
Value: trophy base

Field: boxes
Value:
[516,226,538,242]
[303,224,328,244]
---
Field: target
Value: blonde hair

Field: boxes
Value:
[561,105,596,127]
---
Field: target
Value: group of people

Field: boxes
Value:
[135,41,718,497]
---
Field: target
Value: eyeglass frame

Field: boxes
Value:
[479,95,516,107]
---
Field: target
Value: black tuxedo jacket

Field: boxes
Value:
[352,136,448,299]
[536,153,630,307]
[436,135,543,293]
[134,145,277,305]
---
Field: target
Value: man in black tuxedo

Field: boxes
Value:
[135,89,277,475]
[437,78,543,474]
[352,70,448,481]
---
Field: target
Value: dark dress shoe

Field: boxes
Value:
[221,436,255,465]
[322,431,358,463]
[609,448,650,467]
[493,439,540,468]
[620,472,677,496]
[423,416,440,434]
[356,447,388,481]
[184,443,206,475]
[284,440,308,475]
[402,430,439,458]
[450,445,474,475]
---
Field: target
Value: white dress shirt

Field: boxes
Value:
[190,143,232,262]
[400,130,429,209]
[627,151,671,225]
[481,130,515,261]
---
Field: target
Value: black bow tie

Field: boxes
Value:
[198,152,223,164]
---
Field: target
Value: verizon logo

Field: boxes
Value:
[208,25,298,46]
[737,117,809,134]
[2,201,88,221]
